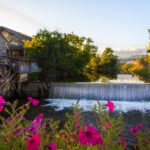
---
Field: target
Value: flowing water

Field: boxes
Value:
[44,99,150,112]
[50,82,150,101]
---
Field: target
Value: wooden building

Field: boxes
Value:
[0,26,38,96]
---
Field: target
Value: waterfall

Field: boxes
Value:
[49,82,150,101]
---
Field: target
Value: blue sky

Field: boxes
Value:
[0,0,150,52]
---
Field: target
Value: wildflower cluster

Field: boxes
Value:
[0,96,149,150]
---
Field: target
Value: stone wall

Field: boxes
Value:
[21,81,50,98]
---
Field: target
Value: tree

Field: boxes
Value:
[130,56,150,83]
[147,49,150,56]
[83,48,119,81]
[98,48,118,79]
[119,63,132,74]
[24,30,64,82]
[24,29,98,82]
[84,55,101,81]
[119,56,150,83]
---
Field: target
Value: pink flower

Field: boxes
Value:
[103,121,111,130]
[121,136,127,150]
[78,125,103,146]
[75,121,80,128]
[34,113,44,119]
[130,124,142,134]
[6,117,11,121]
[0,96,6,112]
[28,125,38,134]
[27,97,39,106]
[26,135,41,150]
[28,114,44,134]
[75,113,80,128]
[106,100,114,112]
[33,113,44,125]
[46,141,57,150]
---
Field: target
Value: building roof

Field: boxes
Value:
[0,26,31,51]
[0,26,31,41]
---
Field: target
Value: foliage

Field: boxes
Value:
[24,30,97,82]
[24,30,119,82]
[83,56,101,81]
[119,63,132,74]
[132,56,150,82]
[137,129,150,150]
[0,97,149,150]
[84,48,118,81]
[147,49,150,55]
[119,56,150,83]
[98,48,118,79]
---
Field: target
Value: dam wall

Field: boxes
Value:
[49,82,150,101]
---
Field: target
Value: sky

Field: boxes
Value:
[0,0,150,52]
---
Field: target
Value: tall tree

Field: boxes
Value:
[98,47,118,79]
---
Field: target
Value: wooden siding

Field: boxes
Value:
[0,27,39,74]
[0,35,7,56]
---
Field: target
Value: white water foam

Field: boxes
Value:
[43,99,150,113]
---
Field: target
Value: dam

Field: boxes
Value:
[49,82,150,101]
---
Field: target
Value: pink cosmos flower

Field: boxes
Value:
[26,134,41,150]
[130,124,142,134]
[27,97,39,106]
[78,125,103,146]
[106,100,114,112]
[0,96,6,112]
[46,141,57,150]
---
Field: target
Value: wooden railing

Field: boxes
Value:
[0,56,39,73]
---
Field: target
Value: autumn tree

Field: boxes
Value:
[131,56,150,82]
[119,56,150,83]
